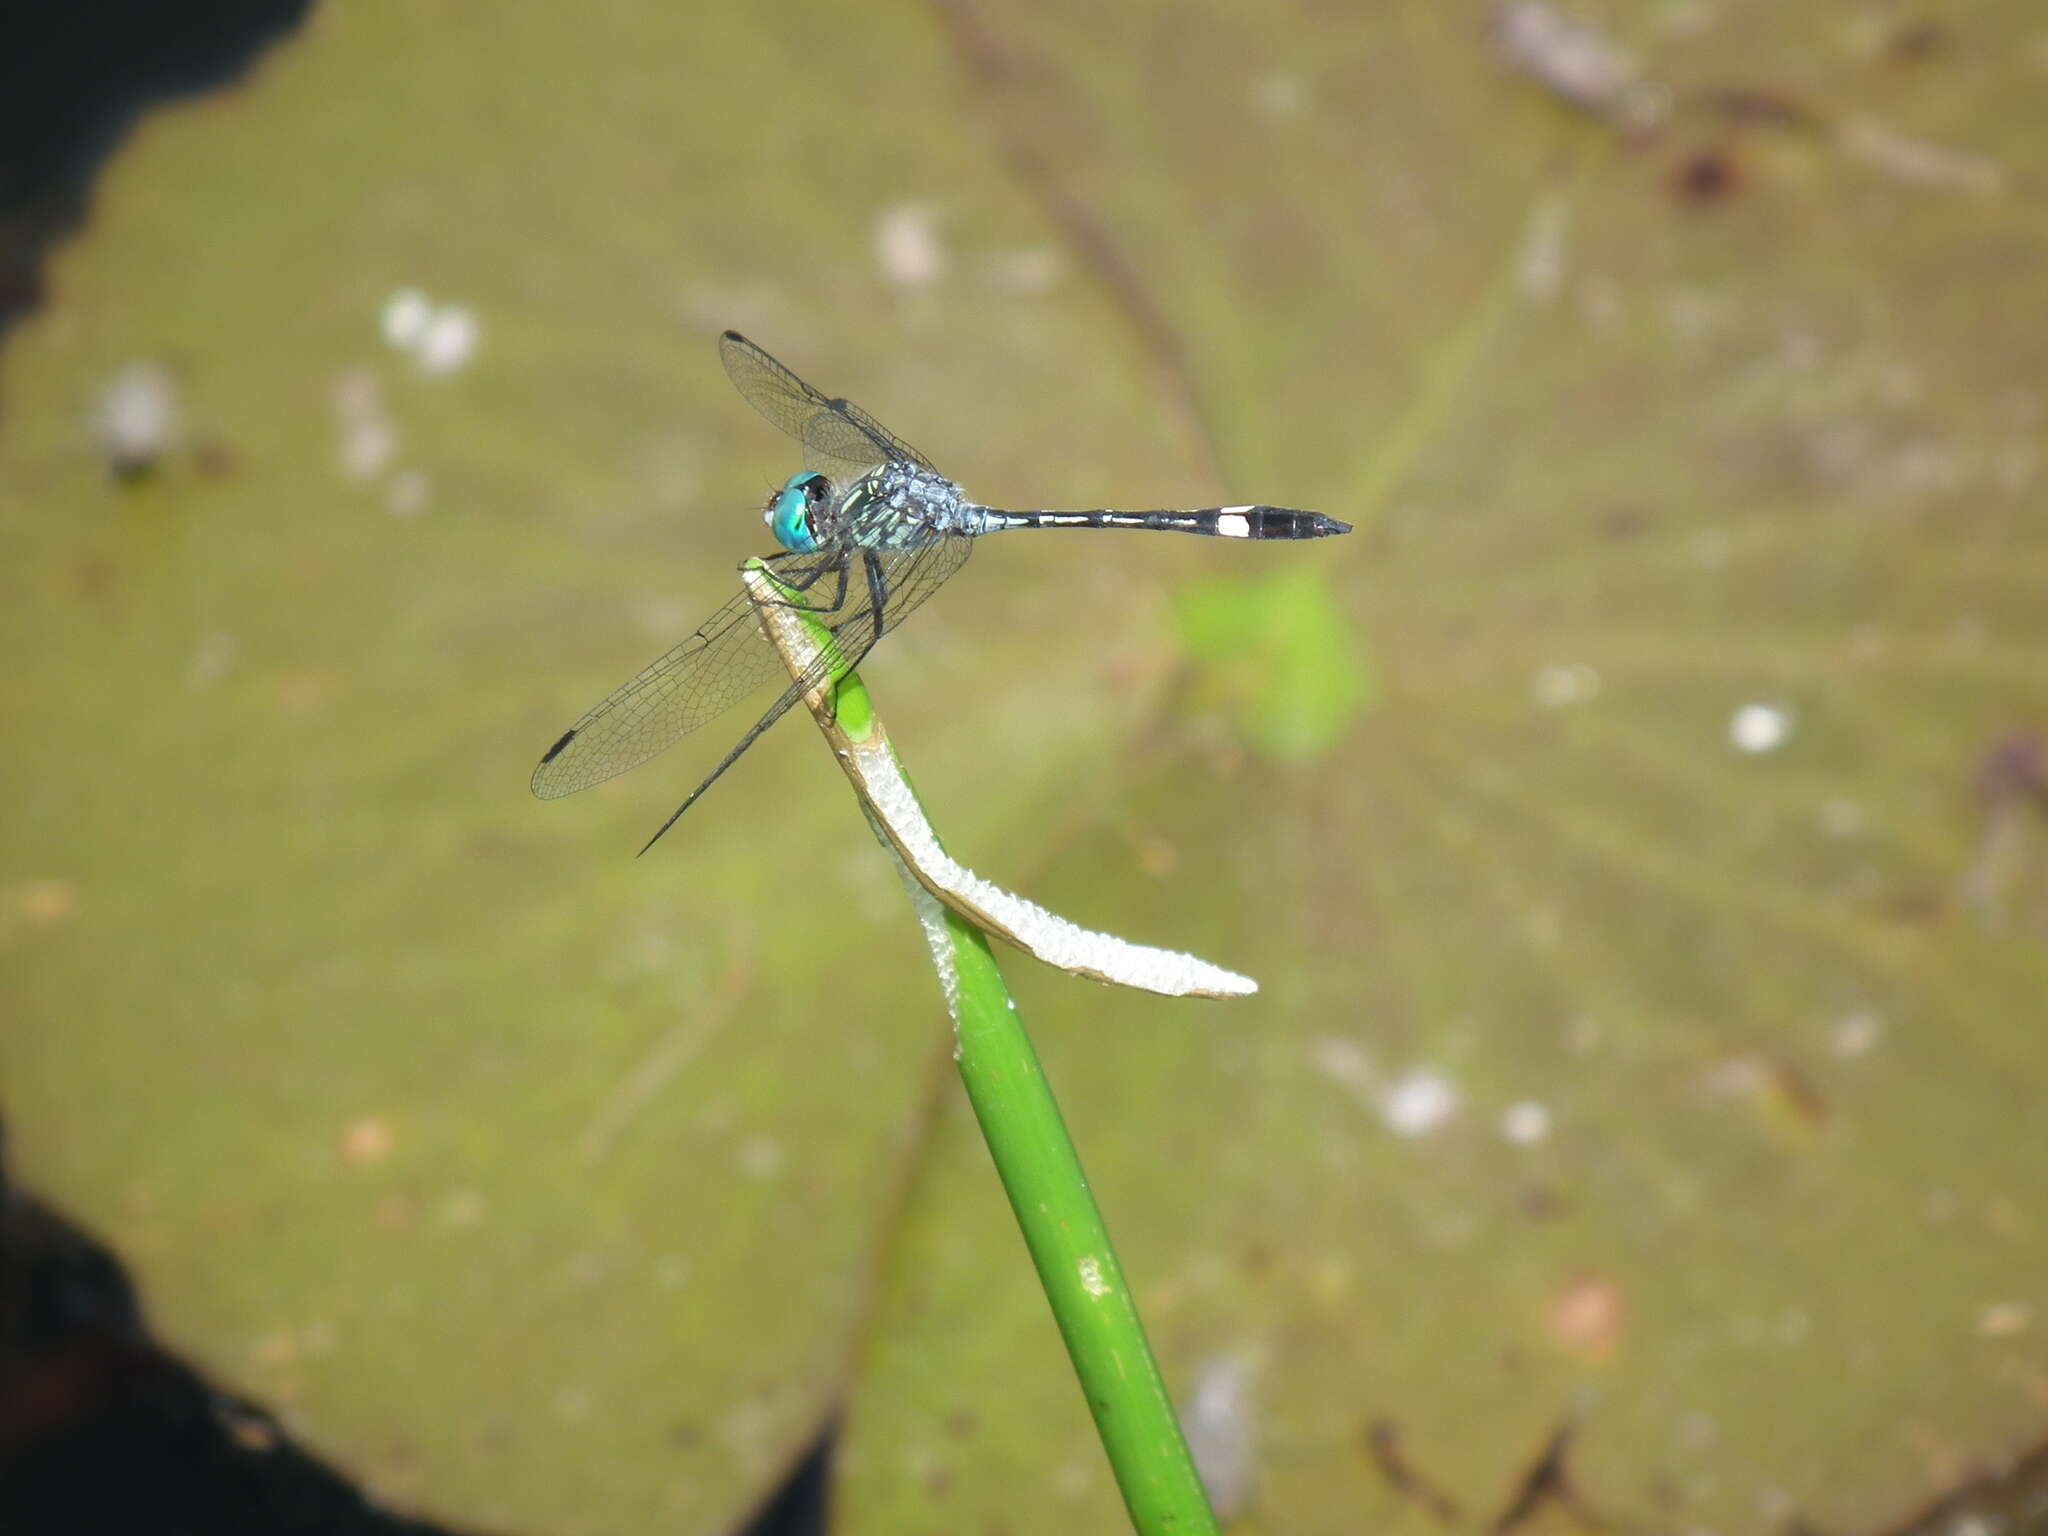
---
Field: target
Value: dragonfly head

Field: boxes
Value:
[765,471,830,554]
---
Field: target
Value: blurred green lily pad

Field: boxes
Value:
[1173,565,1372,758]
[5,4,2048,1535]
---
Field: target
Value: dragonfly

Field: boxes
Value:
[533,331,1351,853]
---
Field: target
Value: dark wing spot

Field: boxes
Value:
[540,728,577,766]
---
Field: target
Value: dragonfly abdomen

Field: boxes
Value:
[991,505,1351,539]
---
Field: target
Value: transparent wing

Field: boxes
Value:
[802,403,923,479]
[813,531,973,670]
[531,550,842,800]
[718,331,832,444]
[715,535,973,723]
[629,531,978,851]
[532,535,974,802]
[719,331,934,481]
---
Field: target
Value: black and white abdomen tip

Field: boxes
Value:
[1210,505,1352,539]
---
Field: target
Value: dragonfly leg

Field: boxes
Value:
[861,548,889,631]
[756,553,851,615]
[636,556,892,856]
[811,552,890,729]
[817,550,890,727]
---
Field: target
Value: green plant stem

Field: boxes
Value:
[748,559,1217,1532]
[940,912,1221,1534]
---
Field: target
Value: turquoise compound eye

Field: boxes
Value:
[767,471,826,553]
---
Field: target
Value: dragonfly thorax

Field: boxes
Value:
[832,459,988,550]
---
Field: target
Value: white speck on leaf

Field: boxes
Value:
[1180,1355,1257,1520]
[1831,1010,1883,1058]
[1980,1302,2031,1337]
[1730,702,1793,754]
[417,305,480,375]
[1502,1101,1552,1144]
[1382,1070,1459,1137]
[1492,0,1639,115]
[380,288,432,349]
[385,288,432,348]
[1533,662,1600,707]
[96,361,179,476]
[380,288,480,375]
[334,369,396,480]
[1836,115,2006,196]
[876,203,947,289]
